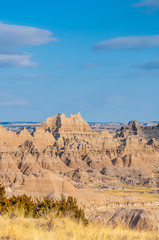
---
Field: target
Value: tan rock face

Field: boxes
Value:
[42,113,92,137]
[32,127,55,148]
[0,125,18,146]
[0,113,159,230]
[17,128,33,144]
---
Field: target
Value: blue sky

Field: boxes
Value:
[0,0,159,122]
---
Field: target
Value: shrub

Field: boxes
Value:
[0,184,88,225]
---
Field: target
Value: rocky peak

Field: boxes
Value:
[17,127,31,136]
[42,113,92,134]
[127,120,141,131]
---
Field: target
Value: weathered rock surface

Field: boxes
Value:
[118,120,159,140]
[94,208,159,231]
[0,113,159,230]
[42,113,92,139]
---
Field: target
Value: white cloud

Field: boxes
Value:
[0,90,28,106]
[132,0,159,7]
[0,23,57,48]
[93,35,159,50]
[0,22,58,68]
[134,59,159,69]
[0,53,37,68]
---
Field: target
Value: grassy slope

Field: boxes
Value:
[101,186,159,201]
[0,213,158,240]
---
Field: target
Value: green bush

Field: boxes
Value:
[0,184,88,225]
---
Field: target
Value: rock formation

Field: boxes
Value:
[118,120,159,140]
[0,113,159,230]
[42,113,93,139]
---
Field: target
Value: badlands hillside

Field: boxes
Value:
[0,113,159,230]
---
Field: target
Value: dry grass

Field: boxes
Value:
[101,186,159,201]
[0,213,158,240]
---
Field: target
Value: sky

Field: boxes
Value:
[0,0,159,122]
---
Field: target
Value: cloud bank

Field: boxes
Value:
[132,0,159,7]
[0,23,57,47]
[0,23,57,68]
[0,53,37,68]
[135,59,159,69]
[93,35,159,50]
[0,90,28,106]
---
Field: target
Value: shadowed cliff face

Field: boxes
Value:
[0,113,159,230]
[118,120,159,140]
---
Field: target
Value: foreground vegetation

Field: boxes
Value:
[0,184,159,240]
[0,213,159,240]
[0,184,88,225]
